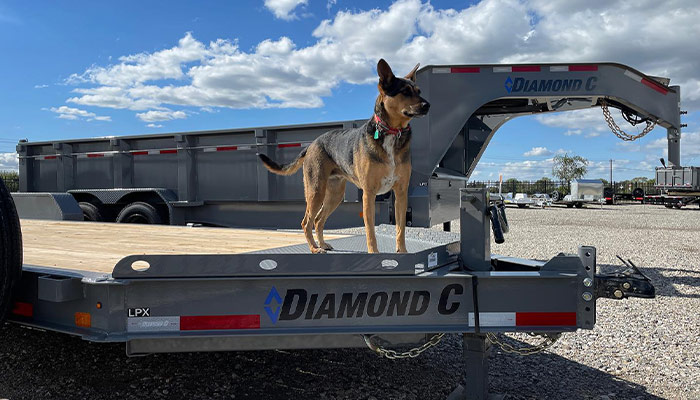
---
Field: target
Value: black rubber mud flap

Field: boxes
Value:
[0,178,22,323]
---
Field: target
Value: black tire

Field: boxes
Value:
[603,187,614,198]
[574,202,584,208]
[79,202,104,222]
[665,204,673,209]
[517,204,527,208]
[566,203,574,208]
[0,178,22,324]
[116,202,164,224]
[551,191,561,202]
[632,188,644,199]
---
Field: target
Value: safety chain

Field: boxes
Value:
[601,100,656,141]
[486,332,561,356]
[363,333,445,359]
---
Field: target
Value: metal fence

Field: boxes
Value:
[468,180,661,196]
[1,176,19,192]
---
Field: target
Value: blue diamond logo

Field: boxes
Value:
[504,76,513,93]
[264,286,282,324]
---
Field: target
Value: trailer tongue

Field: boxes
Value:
[5,61,680,398]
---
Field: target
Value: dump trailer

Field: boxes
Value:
[2,61,682,398]
[646,166,700,208]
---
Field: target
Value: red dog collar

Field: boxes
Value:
[373,115,411,138]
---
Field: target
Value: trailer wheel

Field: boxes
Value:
[632,188,644,199]
[517,204,527,208]
[664,204,673,209]
[79,202,104,222]
[566,203,574,208]
[551,191,561,202]
[116,202,163,224]
[0,178,22,324]
[575,202,583,208]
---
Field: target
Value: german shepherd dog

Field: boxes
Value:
[258,59,430,254]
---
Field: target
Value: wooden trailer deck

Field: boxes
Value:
[20,220,350,273]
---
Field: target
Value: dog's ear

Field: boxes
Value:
[404,63,420,82]
[377,59,395,89]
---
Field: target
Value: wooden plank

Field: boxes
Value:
[20,220,350,273]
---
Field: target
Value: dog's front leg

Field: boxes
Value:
[362,190,379,253]
[393,178,409,253]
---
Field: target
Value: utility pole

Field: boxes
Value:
[609,159,613,187]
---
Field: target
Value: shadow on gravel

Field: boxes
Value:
[598,263,700,299]
[488,335,664,400]
[0,324,665,400]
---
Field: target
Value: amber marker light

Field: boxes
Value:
[75,312,91,328]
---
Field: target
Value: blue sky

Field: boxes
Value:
[1,0,698,180]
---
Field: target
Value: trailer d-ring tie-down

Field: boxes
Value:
[595,256,656,300]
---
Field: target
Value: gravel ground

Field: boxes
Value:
[1,204,698,399]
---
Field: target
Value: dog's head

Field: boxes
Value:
[376,59,430,122]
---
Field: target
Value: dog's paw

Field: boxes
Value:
[311,247,327,254]
[319,243,334,251]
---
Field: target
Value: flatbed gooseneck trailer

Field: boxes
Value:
[1,62,681,398]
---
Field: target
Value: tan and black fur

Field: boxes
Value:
[258,59,430,254]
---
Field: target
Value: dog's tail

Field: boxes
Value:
[257,148,307,176]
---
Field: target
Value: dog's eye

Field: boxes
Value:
[402,89,413,96]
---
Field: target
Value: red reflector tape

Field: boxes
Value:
[42,155,58,160]
[131,151,149,156]
[569,65,598,72]
[641,78,669,94]
[451,67,480,73]
[605,197,612,200]
[217,146,238,152]
[278,143,301,148]
[87,153,104,158]
[516,312,576,326]
[12,302,33,317]
[180,315,260,330]
[160,149,177,154]
[512,66,540,72]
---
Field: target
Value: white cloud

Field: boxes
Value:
[58,0,700,123]
[34,84,48,89]
[49,106,111,122]
[136,110,187,122]
[147,123,164,128]
[0,153,18,170]
[264,0,308,20]
[523,146,552,157]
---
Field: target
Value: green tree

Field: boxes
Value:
[552,153,588,183]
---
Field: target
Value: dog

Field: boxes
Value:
[258,59,430,254]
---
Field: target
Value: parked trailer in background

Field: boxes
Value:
[553,179,605,208]
[646,166,700,208]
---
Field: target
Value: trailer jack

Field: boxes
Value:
[595,256,655,300]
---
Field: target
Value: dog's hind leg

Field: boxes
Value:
[302,164,329,254]
[314,177,346,251]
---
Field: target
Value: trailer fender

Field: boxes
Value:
[0,178,22,324]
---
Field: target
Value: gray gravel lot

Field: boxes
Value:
[1,204,698,399]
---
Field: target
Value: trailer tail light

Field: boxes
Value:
[11,302,33,317]
[75,312,91,328]
[278,143,301,148]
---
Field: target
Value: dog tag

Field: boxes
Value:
[374,129,380,139]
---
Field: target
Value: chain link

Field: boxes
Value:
[601,100,656,141]
[363,333,445,359]
[486,332,561,356]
